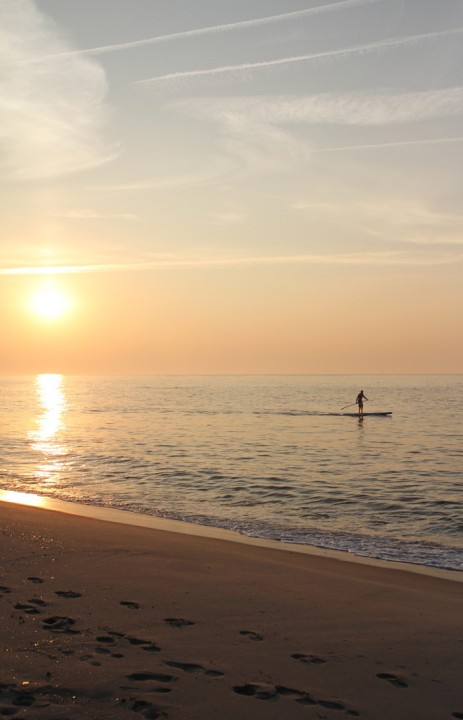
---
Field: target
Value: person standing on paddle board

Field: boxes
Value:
[355,390,368,417]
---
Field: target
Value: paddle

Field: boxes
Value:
[340,403,357,411]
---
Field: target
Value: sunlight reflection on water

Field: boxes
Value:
[30,374,65,445]
[0,490,46,508]
[28,374,68,486]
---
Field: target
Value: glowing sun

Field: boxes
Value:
[29,286,71,320]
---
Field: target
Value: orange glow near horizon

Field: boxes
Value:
[0,261,461,375]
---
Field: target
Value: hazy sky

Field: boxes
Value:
[1,0,462,374]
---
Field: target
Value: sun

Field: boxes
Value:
[29,285,72,321]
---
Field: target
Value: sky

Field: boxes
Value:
[1,0,462,374]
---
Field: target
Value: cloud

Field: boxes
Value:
[315,135,463,152]
[177,87,463,128]
[88,160,237,192]
[51,210,139,220]
[1,249,461,276]
[0,0,115,179]
[212,212,247,225]
[137,27,463,87]
[5,0,379,65]
[171,89,463,177]
[291,199,463,246]
[219,122,311,176]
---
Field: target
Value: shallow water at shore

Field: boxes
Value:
[1,374,462,570]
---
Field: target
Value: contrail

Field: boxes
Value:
[84,0,377,54]
[138,26,463,86]
[6,0,378,65]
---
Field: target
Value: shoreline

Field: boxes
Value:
[1,490,461,583]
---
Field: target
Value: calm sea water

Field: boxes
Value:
[0,375,462,571]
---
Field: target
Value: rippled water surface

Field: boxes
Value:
[1,375,462,570]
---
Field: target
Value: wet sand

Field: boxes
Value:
[0,500,462,719]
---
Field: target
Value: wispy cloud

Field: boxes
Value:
[313,136,463,152]
[138,27,463,87]
[88,161,237,192]
[291,199,463,246]
[5,0,378,66]
[0,0,115,179]
[172,89,463,177]
[177,88,463,128]
[1,250,461,276]
[212,212,247,226]
[51,210,139,220]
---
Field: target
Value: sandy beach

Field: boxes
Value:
[0,500,462,720]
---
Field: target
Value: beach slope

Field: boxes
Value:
[0,502,462,719]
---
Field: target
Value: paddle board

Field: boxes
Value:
[342,412,392,417]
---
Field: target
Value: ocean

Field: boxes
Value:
[0,374,462,572]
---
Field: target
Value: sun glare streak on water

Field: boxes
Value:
[28,374,68,487]
[30,374,65,445]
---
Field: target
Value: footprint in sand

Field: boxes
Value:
[128,636,161,653]
[96,635,116,644]
[452,713,463,718]
[93,634,124,659]
[119,698,167,719]
[127,672,178,684]
[127,636,150,646]
[79,633,126,664]
[291,652,326,665]
[318,699,352,711]
[0,682,83,711]
[27,577,44,584]
[28,598,48,607]
[42,616,79,634]
[165,661,223,677]
[0,585,12,593]
[0,683,36,712]
[164,618,195,628]
[79,654,102,667]
[93,645,124,659]
[233,682,359,714]
[120,600,140,609]
[14,603,40,615]
[275,685,315,704]
[14,597,48,614]
[99,629,161,655]
[141,643,160,653]
[234,683,278,700]
[107,630,125,637]
[377,672,408,688]
[239,630,263,641]
[55,590,82,598]
[234,684,315,704]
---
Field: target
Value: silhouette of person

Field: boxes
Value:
[356,390,368,417]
